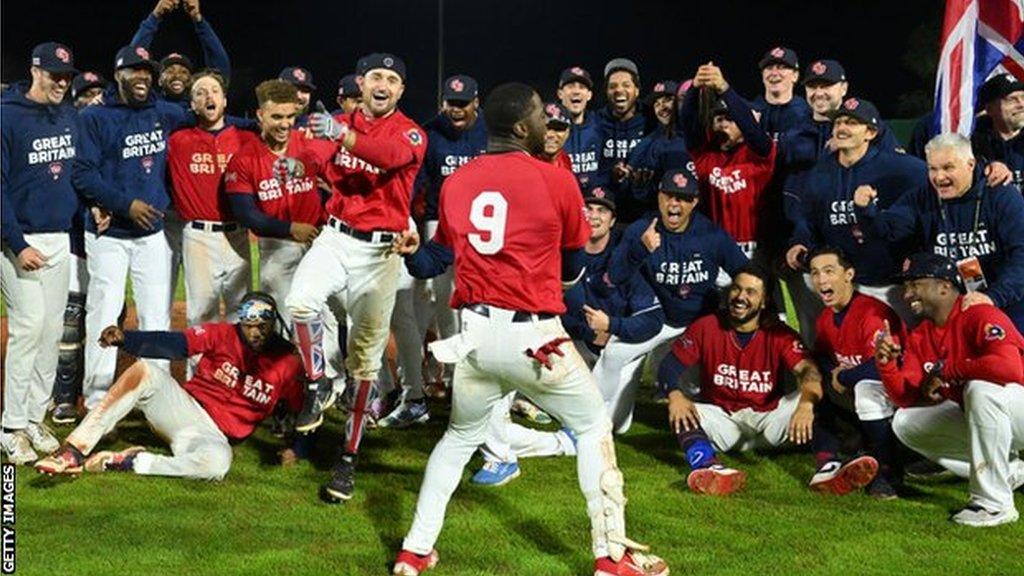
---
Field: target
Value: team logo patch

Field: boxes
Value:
[845,98,860,110]
[406,129,423,146]
[678,284,691,298]
[83,71,99,82]
[383,56,395,67]
[984,323,1006,341]
[680,335,695,349]
[673,173,688,188]
[141,156,154,174]
[48,162,63,180]
[191,326,206,336]
[135,46,150,60]
[771,47,785,58]
[592,187,606,198]
[811,61,826,75]
[293,68,306,82]
[570,66,585,76]
[654,82,665,92]
[450,78,464,92]
[225,171,237,183]
[602,271,615,287]
[55,47,71,63]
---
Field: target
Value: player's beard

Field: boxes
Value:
[728,299,761,326]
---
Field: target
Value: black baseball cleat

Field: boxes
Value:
[295,377,336,434]
[322,455,356,503]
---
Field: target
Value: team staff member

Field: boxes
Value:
[73,44,189,410]
[35,293,303,480]
[876,253,1024,527]
[598,58,647,221]
[786,97,927,321]
[971,73,1023,190]
[1,42,79,463]
[289,53,427,503]
[808,247,904,499]
[855,133,1024,331]
[391,82,668,576]
[751,46,811,141]
[622,79,691,209]
[557,65,603,188]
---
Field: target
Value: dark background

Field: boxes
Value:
[2,0,942,122]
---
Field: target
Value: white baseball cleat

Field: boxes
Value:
[24,422,60,455]
[950,505,1019,527]
[1,430,39,465]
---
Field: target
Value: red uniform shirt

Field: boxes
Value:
[671,314,808,412]
[324,108,426,232]
[167,126,258,221]
[540,150,573,173]
[880,299,1024,407]
[815,292,903,374]
[692,141,777,250]
[183,322,304,440]
[223,131,332,228]
[436,151,589,314]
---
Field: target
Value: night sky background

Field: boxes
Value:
[2,0,943,122]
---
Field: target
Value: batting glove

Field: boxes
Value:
[309,101,349,141]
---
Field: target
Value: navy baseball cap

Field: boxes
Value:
[584,185,616,212]
[115,45,160,75]
[604,58,639,81]
[279,67,316,91]
[160,52,193,72]
[559,66,593,89]
[337,74,359,97]
[896,252,965,292]
[759,46,799,70]
[71,71,105,99]
[710,97,730,116]
[650,80,680,97]
[443,75,478,103]
[357,53,406,82]
[544,102,572,129]
[830,97,881,128]
[659,168,700,198]
[31,42,77,75]
[802,59,846,85]
[977,72,1024,108]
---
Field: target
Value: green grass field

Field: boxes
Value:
[11,394,1024,576]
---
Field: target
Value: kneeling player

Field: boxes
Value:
[35,293,302,479]
[659,266,879,496]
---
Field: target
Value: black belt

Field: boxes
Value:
[328,216,396,244]
[190,221,239,233]
[464,303,556,322]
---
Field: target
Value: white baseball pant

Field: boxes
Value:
[182,223,251,325]
[695,391,802,452]
[479,391,577,464]
[164,208,185,299]
[2,233,70,429]
[390,264,425,400]
[893,382,1024,513]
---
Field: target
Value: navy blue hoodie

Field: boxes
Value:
[856,169,1024,328]
[972,115,1024,191]
[789,146,927,286]
[596,107,646,220]
[72,86,188,238]
[625,123,692,210]
[416,112,488,221]
[751,94,812,141]
[563,111,604,189]
[1,84,79,255]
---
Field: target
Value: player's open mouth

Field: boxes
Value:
[569,96,583,105]
[205,102,217,112]
[372,93,389,103]
[908,297,923,312]
[169,80,185,91]
[819,288,835,301]
[613,95,628,105]
[730,299,750,313]
[130,81,149,97]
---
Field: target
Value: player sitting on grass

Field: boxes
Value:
[658,265,880,496]
[35,292,303,479]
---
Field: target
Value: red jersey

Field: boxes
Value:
[223,131,332,228]
[692,141,777,250]
[671,314,808,412]
[436,151,589,314]
[167,126,258,221]
[183,322,304,440]
[816,292,903,372]
[880,299,1024,407]
[537,150,573,173]
[323,108,426,232]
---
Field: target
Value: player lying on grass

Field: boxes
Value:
[35,292,303,479]
[658,265,881,496]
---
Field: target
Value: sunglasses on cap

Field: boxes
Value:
[238,298,277,324]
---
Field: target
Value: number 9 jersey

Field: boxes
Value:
[435,151,590,314]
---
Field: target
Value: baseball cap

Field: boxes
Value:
[710,97,730,116]
[659,168,700,198]
[337,74,359,98]
[279,66,316,91]
[676,79,694,98]
[650,80,680,97]
[114,45,160,76]
[544,102,572,129]
[160,52,193,72]
[443,74,478,103]
[604,58,639,81]
[559,66,593,89]
[896,252,965,292]
[357,53,406,82]
[977,72,1024,108]
[584,185,616,212]
[72,71,106,99]
[758,46,799,70]
[802,59,846,85]
[830,97,881,128]
[31,42,77,75]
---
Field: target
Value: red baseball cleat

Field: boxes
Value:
[392,549,439,576]
[595,550,670,576]
[686,464,747,496]
[809,455,879,495]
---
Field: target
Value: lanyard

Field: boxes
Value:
[939,183,984,242]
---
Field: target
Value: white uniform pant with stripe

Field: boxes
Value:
[183,224,251,325]
[696,392,801,451]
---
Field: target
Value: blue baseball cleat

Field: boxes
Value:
[471,461,521,486]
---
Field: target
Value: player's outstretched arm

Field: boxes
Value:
[102,328,190,360]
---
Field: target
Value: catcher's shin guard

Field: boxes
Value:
[592,468,655,562]
[53,292,86,404]
[344,379,377,454]
[293,315,326,381]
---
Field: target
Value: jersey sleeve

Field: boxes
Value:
[349,123,426,171]
[554,168,589,250]
[223,153,255,195]
[184,323,224,356]
[943,306,1024,384]
[671,316,706,366]
[777,327,809,371]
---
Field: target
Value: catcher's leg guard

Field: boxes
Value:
[53,292,86,405]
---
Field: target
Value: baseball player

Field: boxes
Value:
[854,132,1024,331]
[537,102,574,170]
[131,0,232,108]
[289,53,427,502]
[73,44,189,409]
[598,58,647,222]
[278,66,316,126]
[1,42,79,463]
[391,82,668,576]
[35,292,303,480]
[557,66,603,188]
[877,252,1024,526]
[750,46,811,141]
[166,69,254,327]
[785,97,927,322]
[334,74,361,116]
[679,62,776,261]
[808,246,905,498]
[622,79,691,209]
[972,73,1023,191]
[599,168,749,434]
[70,71,106,108]
[658,266,880,496]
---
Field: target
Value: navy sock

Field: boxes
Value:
[861,417,903,482]
[811,420,841,466]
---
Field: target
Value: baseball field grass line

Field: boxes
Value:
[12,394,1024,576]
